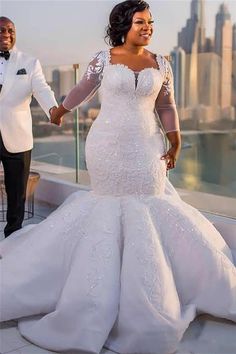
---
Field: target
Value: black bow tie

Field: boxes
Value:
[0,51,10,60]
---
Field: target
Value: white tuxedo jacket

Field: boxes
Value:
[0,48,57,153]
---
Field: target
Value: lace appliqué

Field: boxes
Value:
[157,55,172,96]
[86,51,106,80]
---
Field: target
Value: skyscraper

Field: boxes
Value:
[215,3,233,111]
[171,47,186,110]
[178,0,206,53]
[233,24,236,52]
[215,3,231,56]
[175,0,235,124]
[191,0,206,52]
[178,14,198,54]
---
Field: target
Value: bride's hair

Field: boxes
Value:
[105,0,150,47]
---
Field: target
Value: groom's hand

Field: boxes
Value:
[49,106,63,126]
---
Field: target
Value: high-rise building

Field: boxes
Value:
[59,70,74,98]
[170,47,186,109]
[233,24,236,51]
[175,0,235,124]
[185,36,199,108]
[178,0,206,53]
[178,15,198,54]
[215,4,233,111]
[205,37,214,53]
[215,4,231,55]
[197,52,221,122]
[52,70,60,100]
[232,53,236,109]
[191,0,206,52]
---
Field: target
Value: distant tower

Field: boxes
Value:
[171,47,186,109]
[178,0,206,53]
[215,3,233,109]
[60,70,74,98]
[215,3,231,55]
[52,70,60,100]
[233,23,236,51]
[191,0,206,52]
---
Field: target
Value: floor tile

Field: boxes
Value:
[196,317,236,354]
[34,201,56,218]
[5,345,58,354]
[1,318,236,354]
[23,216,44,227]
[0,200,55,242]
[8,346,115,354]
[178,315,236,354]
[0,327,29,354]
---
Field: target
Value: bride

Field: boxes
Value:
[1,1,235,353]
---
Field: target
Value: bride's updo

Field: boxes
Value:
[105,0,150,47]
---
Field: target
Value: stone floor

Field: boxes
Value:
[0,200,56,241]
[1,315,236,354]
[0,200,236,354]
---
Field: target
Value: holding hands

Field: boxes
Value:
[49,104,69,126]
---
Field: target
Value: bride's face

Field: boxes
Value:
[125,9,154,46]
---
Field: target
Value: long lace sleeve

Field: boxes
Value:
[63,51,105,111]
[155,58,180,133]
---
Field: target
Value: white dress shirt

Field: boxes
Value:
[0,50,11,85]
[0,57,7,85]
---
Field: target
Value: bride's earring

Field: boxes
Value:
[121,35,125,43]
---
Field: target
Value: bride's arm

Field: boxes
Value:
[50,51,105,126]
[155,58,181,170]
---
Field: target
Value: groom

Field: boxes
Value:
[0,16,58,237]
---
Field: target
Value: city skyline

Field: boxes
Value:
[171,0,236,125]
[1,0,236,65]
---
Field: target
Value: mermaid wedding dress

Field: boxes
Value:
[0,50,235,354]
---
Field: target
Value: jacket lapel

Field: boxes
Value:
[0,48,20,101]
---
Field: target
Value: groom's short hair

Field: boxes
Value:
[0,17,15,26]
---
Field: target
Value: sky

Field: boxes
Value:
[1,0,236,66]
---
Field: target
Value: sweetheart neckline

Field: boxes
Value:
[107,48,160,74]
[104,63,160,91]
[106,63,159,75]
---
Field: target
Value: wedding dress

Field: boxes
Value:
[0,50,236,354]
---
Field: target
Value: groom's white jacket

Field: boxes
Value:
[0,47,57,153]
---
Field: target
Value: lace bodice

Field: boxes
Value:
[63,49,180,133]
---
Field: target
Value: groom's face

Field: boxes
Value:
[0,19,16,51]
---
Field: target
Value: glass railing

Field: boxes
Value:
[31,61,236,218]
[170,130,236,199]
[31,63,101,185]
[31,65,78,183]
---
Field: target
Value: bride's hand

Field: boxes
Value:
[49,104,70,126]
[50,107,63,126]
[161,145,180,170]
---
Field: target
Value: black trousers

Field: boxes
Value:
[0,135,31,237]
